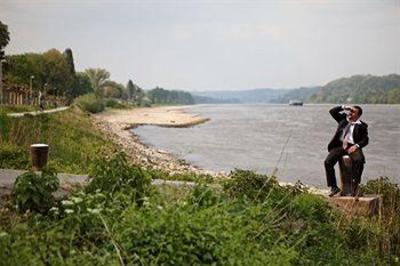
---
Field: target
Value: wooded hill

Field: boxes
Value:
[191,74,400,104]
[310,74,400,104]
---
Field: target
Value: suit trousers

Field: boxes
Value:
[324,146,365,187]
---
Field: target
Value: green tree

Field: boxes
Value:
[127,80,136,99]
[148,87,194,105]
[71,72,93,98]
[5,49,74,97]
[102,80,125,98]
[63,48,75,76]
[42,49,73,96]
[0,20,10,59]
[84,68,110,97]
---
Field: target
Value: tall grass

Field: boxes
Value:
[0,106,116,173]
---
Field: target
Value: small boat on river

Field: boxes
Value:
[289,100,303,106]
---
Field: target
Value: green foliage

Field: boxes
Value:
[4,49,75,97]
[147,168,214,183]
[0,20,10,58]
[126,79,136,99]
[0,143,29,169]
[104,98,120,108]
[84,68,110,97]
[0,167,399,264]
[148,87,195,105]
[11,168,59,214]
[310,74,400,104]
[361,177,400,258]
[0,104,35,114]
[71,71,93,98]
[86,152,152,206]
[74,93,105,113]
[291,193,331,222]
[362,177,400,213]
[102,80,126,99]
[223,169,305,205]
[63,48,75,76]
[0,107,116,173]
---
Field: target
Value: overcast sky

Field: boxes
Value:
[1,0,399,91]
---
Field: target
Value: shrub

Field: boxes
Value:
[0,143,29,169]
[361,177,400,258]
[86,152,152,206]
[74,93,105,113]
[11,168,59,214]
[291,193,331,222]
[362,177,400,214]
[104,98,122,108]
[223,169,304,205]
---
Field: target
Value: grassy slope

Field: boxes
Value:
[0,105,36,114]
[0,106,116,174]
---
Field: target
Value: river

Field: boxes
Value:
[132,104,400,187]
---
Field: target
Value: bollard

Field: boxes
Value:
[339,155,353,196]
[30,144,49,171]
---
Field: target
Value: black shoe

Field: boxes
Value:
[329,186,341,197]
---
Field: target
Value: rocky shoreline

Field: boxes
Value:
[93,106,223,177]
[92,106,329,194]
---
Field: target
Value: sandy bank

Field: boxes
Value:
[94,106,210,129]
[93,106,218,176]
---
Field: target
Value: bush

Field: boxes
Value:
[223,169,304,205]
[104,98,123,108]
[362,177,400,214]
[361,177,400,258]
[74,93,105,113]
[0,143,29,169]
[86,152,152,206]
[11,168,59,214]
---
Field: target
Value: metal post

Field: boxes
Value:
[29,75,34,105]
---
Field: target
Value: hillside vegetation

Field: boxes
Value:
[310,74,400,104]
[191,74,400,104]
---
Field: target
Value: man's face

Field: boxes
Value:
[348,106,359,121]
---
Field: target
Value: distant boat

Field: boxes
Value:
[289,100,303,106]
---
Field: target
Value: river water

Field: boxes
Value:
[132,104,400,188]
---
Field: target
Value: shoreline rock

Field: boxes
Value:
[92,106,330,194]
[93,106,224,177]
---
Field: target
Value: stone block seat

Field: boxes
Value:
[329,155,382,216]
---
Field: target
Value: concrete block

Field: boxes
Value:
[328,195,382,217]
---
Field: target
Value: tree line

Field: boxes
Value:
[309,74,400,104]
[0,20,194,106]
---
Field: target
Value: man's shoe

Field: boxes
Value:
[329,186,341,197]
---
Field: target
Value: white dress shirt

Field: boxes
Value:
[342,118,362,145]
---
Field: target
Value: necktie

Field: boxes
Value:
[342,124,351,150]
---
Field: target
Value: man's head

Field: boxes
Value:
[348,105,363,121]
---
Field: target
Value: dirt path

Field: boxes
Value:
[7,106,70,117]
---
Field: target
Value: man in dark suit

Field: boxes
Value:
[324,105,369,197]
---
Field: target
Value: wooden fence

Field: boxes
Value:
[1,82,67,107]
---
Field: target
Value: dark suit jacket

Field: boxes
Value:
[328,106,369,160]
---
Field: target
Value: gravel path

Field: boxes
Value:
[0,168,196,197]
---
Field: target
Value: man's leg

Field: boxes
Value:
[349,149,365,185]
[324,147,346,187]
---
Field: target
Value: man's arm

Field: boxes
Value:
[329,105,347,123]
